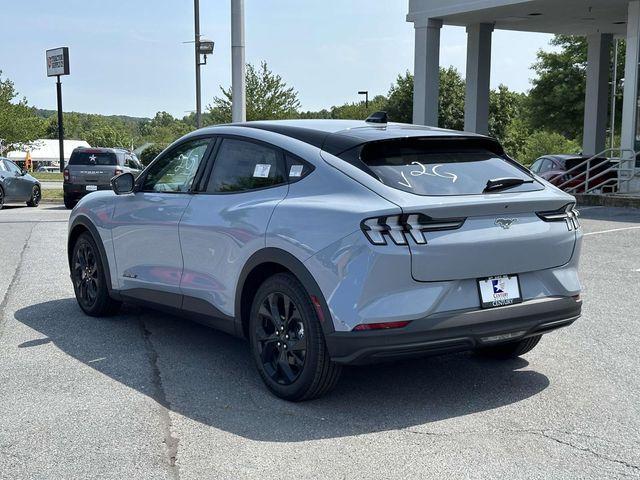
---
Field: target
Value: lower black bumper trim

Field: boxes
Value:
[325,297,581,365]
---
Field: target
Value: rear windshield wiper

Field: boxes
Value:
[483,177,534,193]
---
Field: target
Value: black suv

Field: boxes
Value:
[63,147,143,209]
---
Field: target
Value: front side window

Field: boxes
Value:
[348,139,542,196]
[141,138,210,193]
[4,160,21,174]
[206,139,285,193]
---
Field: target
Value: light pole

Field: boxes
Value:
[231,0,246,122]
[193,0,215,129]
[358,90,369,109]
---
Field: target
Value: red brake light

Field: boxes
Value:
[114,168,123,175]
[353,321,411,331]
[63,168,69,182]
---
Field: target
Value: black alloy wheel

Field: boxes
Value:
[27,185,41,207]
[249,273,342,401]
[71,232,121,316]
[73,238,100,310]
[255,291,307,385]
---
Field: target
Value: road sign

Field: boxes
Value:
[46,47,70,77]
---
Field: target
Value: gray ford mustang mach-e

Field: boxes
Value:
[67,117,582,401]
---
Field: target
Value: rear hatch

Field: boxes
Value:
[346,138,578,282]
[67,150,119,186]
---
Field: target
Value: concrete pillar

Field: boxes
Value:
[583,33,612,156]
[621,1,640,155]
[464,23,493,134]
[413,18,442,126]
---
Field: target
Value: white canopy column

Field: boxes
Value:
[583,33,612,156]
[412,18,442,126]
[464,23,493,135]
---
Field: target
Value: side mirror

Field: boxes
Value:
[20,169,27,176]
[111,172,135,195]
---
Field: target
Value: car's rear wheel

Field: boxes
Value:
[476,335,542,359]
[26,185,41,207]
[0,186,4,210]
[249,273,341,401]
[71,232,121,316]
[64,195,76,210]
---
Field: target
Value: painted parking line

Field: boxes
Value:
[583,225,640,236]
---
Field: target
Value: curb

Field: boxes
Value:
[575,194,640,209]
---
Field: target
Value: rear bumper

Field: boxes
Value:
[63,184,111,198]
[325,296,581,365]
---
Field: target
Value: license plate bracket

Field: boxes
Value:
[478,275,522,309]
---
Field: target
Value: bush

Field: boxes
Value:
[139,143,166,166]
[519,131,581,166]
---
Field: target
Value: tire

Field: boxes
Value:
[26,185,41,207]
[476,335,542,359]
[71,232,121,316]
[64,195,76,210]
[0,186,4,210]
[249,273,342,401]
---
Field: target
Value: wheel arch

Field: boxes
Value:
[68,216,115,293]
[235,248,335,338]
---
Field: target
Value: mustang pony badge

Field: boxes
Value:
[495,218,517,229]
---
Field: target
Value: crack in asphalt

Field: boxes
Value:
[139,317,180,480]
[0,224,35,341]
[404,427,640,473]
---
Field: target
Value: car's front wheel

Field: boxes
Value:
[71,232,121,316]
[64,195,76,210]
[476,335,542,359]
[249,273,341,401]
[26,185,41,207]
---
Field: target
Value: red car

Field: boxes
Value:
[530,155,617,193]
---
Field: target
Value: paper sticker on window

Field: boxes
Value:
[289,164,304,177]
[253,163,271,178]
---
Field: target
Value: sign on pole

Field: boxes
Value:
[46,47,70,172]
[46,47,70,77]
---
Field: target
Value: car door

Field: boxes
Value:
[2,160,30,200]
[111,137,213,307]
[178,137,289,322]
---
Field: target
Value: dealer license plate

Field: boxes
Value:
[85,185,98,191]
[478,275,522,309]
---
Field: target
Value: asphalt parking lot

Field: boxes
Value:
[0,204,639,479]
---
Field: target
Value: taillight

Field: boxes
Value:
[63,168,69,183]
[114,168,123,176]
[353,321,411,331]
[536,203,580,231]
[360,213,466,246]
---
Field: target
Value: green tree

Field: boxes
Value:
[0,71,46,153]
[527,35,625,141]
[438,67,466,131]
[385,71,414,123]
[208,62,301,123]
[489,85,525,142]
[328,95,387,120]
[520,130,581,165]
[138,111,192,146]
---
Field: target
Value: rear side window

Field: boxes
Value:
[285,153,313,182]
[206,139,285,193]
[353,139,542,196]
[69,151,117,166]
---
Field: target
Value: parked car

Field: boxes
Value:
[36,165,61,173]
[0,157,41,210]
[63,147,143,209]
[67,117,583,401]
[530,154,617,192]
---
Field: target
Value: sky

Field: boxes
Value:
[0,1,555,119]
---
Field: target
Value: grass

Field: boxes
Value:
[42,188,64,202]
[32,172,63,181]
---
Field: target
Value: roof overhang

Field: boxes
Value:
[408,0,629,35]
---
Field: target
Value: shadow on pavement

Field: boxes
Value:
[15,298,550,442]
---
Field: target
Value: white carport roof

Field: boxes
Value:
[7,139,91,162]
[408,0,629,35]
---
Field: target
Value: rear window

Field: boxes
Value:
[350,139,542,196]
[69,151,117,166]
